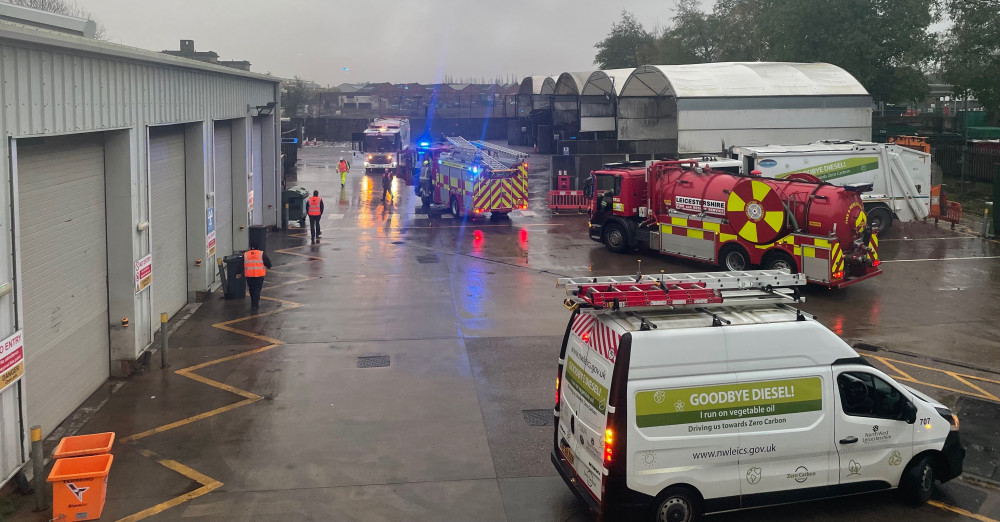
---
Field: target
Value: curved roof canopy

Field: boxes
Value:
[554,72,592,95]
[518,75,553,96]
[581,68,635,96]
[539,76,556,95]
[619,62,868,98]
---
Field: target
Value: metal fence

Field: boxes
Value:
[317,94,518,119]
[934,142,1000,191]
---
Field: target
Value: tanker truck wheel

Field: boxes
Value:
[867,207,893,235]
[719,245,750,271]
[763,251,797,273]
[603,223,629,253]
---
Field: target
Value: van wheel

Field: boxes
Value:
[652,486,701,522]
[867,207,893,235]
[763,251,797,273]
[900,454,935,506]
[718,245,750,271]
[603,223,629,253]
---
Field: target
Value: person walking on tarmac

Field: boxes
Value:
[243,242,272,312]
[307,190,324,243]
[338,157,351,187]
[381,169,393,201]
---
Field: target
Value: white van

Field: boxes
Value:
[552,271,964,521]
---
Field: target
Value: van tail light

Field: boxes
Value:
[604,428,614,464]
[555,372,561,409]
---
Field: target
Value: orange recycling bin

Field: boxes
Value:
[52,432,115,459]
[47,453,114,522]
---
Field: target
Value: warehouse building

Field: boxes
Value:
[617,62,872,155]
[0,5,280,482]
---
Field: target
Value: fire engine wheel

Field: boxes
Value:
[651,486,702,522]
[867,207,893,235]
[718,244,750,271]
[763,251,797,273]
[450,196,462,218]
[420,195,432,207]
[603,223,629,253]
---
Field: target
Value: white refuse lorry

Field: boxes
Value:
[730,141,933,234]
[552,270,965,521]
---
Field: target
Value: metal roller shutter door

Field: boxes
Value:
[149,128,188,322]
[17,134,109,437]
[215,123,233,259]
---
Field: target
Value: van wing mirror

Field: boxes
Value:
[904,401,917,424]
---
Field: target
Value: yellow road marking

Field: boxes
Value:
[118,261,318,520]
[928,500,998,522]
[864,355,1000,403]
[948,372,1000,401]
[869,356,916,381]
[117,451,223,522]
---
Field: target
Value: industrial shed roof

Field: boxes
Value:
[518,76,551,96]
[619,62,868,98]
[581,68,635,96]
[554,72,591,95]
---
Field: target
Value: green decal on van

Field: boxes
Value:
[635,377,822,428]
[774,157,878,182]
[566,358,608,414]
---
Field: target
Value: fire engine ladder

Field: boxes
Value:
[471,140,527,167]
[557,270,805,312]
[445,136,508,172]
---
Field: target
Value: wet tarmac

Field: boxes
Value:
[9,143,1000,521]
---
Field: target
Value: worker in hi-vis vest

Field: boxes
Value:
[338,157,350,187]
[243,242,271,312]
[307,190,324,243]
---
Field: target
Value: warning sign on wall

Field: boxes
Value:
[134,254,152,293]
[0,330,24,393]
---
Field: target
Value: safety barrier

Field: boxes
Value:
[929,200,962,229]
[548,190,589,212]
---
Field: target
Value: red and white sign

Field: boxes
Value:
[134,254,152,293]
[0,330,24,393]
[248,190,254,211]
[571,314,621,363]
[206,231,216,256]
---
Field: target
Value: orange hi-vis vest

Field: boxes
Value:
[244,250,266,277]
[307,196,322,216]
[338,160,349,173]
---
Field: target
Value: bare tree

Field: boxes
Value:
[5,0,107,39]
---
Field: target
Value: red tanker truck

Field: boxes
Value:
[585,160,882,288]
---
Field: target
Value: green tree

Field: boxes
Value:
[281,77,312,118]
[710,0,768,61]
[594,10,657,69]
[940,0,1000,113]
[660,0,720,63]
[762,0,937,104]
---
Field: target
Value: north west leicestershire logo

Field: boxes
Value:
[66,482,89,502]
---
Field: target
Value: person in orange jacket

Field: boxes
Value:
[306,190,324,243]
[243,241,272,311]
[338,157,351,187]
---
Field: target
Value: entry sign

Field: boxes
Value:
[0,330,24,393]
[134,254,152,293]
[206,207,216,256]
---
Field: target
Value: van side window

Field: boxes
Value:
[837,372,907,420]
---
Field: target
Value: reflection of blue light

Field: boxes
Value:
[472,166,479,174]
[420,141,429,147]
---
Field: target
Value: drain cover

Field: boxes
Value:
[852,342,881,352]
[357,356,390,368]
[522,409,553,426]
[416,255,440,264]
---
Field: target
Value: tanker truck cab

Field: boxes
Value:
[552,271,964,521]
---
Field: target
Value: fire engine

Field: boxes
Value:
[363,118,411,175]
[585,160,881,288]
[414,137,529,218]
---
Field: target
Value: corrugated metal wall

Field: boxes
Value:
[0,43,274,138]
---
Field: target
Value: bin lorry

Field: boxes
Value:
[362,118,411,175]
[730,141,933,234]
[585,160,881,288]
[553,270,964,521]
[414,137,529,218]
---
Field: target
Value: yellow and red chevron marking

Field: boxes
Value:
[832,243,844,274]
[869,233,879,262]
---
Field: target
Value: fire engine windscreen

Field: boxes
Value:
[364,135,399,152]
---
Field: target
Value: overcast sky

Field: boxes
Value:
[81,0,709,86]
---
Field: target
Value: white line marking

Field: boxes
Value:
[882,256,1000,263]
[327,214,345,220]
[880,236,977,242]
[440,214,454,219]
[518,210,538,217]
